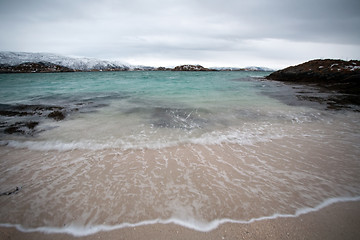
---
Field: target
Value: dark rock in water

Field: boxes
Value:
[4,121,39,135]
[14,104,64,112]
[266,59,360,106]
[48,111,65,121]
[4,125,24,134]
[0,103,65,135]
[26,121,39,129]
[0,110,31,117]
[0,104,64,117]
[0,101,110,136]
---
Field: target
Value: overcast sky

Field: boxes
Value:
[0,0,359,68]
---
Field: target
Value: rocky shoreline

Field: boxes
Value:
[266,59,360,107]
[266,59,360,93]
[0,100,110,136]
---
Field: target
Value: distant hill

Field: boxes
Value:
[0,61,74,73]
[0,51,130,72]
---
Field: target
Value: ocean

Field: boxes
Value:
[0,71,359,236]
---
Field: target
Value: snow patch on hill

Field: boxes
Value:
[0,52,131,71]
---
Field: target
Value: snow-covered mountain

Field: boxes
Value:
[0,51,274,72]
[211,66,274,71]
[244,66,274,71]
[0,51,131,71]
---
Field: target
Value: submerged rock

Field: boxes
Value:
[4,121,39,135]
[48,111,65,121]
[0,104,64,117]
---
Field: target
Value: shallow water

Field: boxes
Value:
[0,71,359,236]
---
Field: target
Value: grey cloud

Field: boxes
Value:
[0,0,359,68]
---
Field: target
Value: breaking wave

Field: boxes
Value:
[0,124,291,151]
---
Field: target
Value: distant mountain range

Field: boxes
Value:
[0,51,274,73]
[0,51,130,72]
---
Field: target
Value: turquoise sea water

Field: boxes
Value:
[0,71,359,236]
[0,71,283,148]
[0,71,267,104]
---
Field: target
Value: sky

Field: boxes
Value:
[0,0,359,69]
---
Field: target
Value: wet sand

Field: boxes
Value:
[1,200,359,240]
[1,132,360,229]
[1,124,360,238]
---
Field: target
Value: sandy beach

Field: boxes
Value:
[1,200,359,240]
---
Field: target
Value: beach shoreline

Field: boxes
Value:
[1,200,359,240]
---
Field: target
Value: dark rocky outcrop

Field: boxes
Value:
[47,111,65,121]
[0,104,64,118]
[172,65,216,71]
[266,59,360,107]
[266,59,360,93]
[0,101,111,135]
[0,104,67,135]
[4,121,39,135]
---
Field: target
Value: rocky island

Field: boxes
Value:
[172,64,214,71]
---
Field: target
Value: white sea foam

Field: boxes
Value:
[0,125,290,152]
[0,140,114,151]
[1,196,359,236]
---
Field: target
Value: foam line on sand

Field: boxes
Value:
[1,196,360,237]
